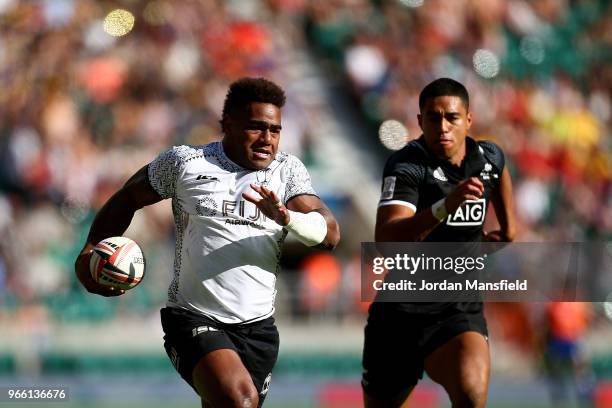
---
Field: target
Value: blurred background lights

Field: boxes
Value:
[397,0,424,7]
[0,0,16,14]
[143,0,171,26]
[84,21,116,51]
[103,9,135,37]
[379,119,408,151]
[472,48,500,78]
[520,36,545,64]
[164,42,201,89]
[41,0,75,28]
[0,0,610,405]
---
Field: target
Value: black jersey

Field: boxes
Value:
[379,136,505,240]
[376,135,506,313]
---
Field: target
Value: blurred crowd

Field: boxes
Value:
[0,0,610,362]
[0,0,335,324]
[305,0,611,241]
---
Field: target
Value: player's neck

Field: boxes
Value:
[445,143,466,167]
[221,140,247,169]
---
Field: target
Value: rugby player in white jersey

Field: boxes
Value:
[75,77,340,408]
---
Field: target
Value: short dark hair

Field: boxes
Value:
[222,77,286,118]
[419,78,469,111]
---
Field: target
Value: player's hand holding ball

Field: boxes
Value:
[75,237,145,297]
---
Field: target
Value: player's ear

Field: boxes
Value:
[417,113,423,130]
[466,111,472,130]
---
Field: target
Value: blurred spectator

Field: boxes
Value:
[0,0,330,323]
[542,302,596,407]
[306,0,611,243]
[299,252,342,318]
[0,0,609,329]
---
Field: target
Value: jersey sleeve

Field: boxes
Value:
[378,156,424,212]
[479,141,505,173]
[147,146,192,199]
[283,155,318,203]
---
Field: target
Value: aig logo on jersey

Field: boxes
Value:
[446,199,486,226]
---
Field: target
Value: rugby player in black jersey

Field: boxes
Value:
[362,78,516,408]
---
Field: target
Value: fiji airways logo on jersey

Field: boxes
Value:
[194,196,267,229]
[446,198,486,226]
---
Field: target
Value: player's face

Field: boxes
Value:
[223,102,282,170]
[418,96,472,163]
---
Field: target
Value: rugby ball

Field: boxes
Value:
[89,236,145,290]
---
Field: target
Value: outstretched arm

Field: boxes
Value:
[243,184,340,250]
[74,165,164,296]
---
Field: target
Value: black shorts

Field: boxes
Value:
[160,307,279,403]
[361,303,488,399]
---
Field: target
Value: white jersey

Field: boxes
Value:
[147,141,317,324]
